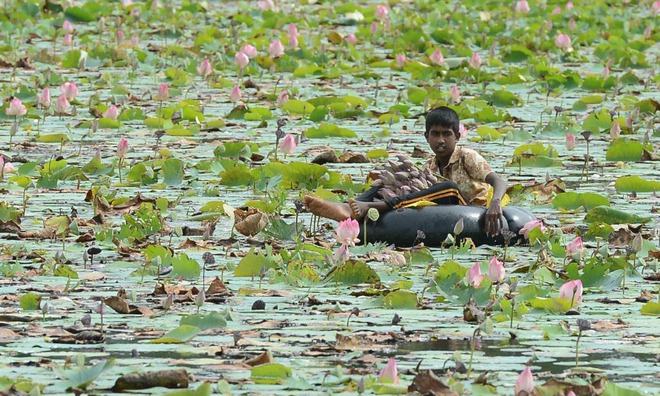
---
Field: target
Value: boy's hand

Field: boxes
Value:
[485,199,503,236]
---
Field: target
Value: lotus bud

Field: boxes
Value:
[453,217,464,236]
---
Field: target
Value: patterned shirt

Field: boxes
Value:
[422,147,494,206]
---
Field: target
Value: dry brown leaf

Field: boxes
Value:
[409,370,459,396]
[233,207,269,237]
[177,238,213,249]
[206,277,230,295]
[338,151,369,163]
[0,220,21,233]
[112,369,189,392]
[244,350,273,367]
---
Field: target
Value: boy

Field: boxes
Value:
[304,106,507,236]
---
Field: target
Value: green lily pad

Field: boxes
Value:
[614,176,660,193]
[584,206,651,224]
[150,325,201,344]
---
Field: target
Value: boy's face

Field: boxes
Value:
[425,125,458,162]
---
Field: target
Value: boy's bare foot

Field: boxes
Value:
[347,199,369,221]
[303,195,353,222]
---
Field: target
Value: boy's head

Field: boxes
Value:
[424,106,460,139]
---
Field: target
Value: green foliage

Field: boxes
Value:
[304,124,357,138]
[234,249,279,277]
[605,139,652,162]
[552,192,609,211]
[383,290,418,309]
[584,206,651,224]
[19,293,41,311]
[171,253,201,280]
[251,363,293,384]
[59,357,115,392]
[614,176,660,193]
[325,260,380,285]
[150,325,201,344]
[180,312,228,330]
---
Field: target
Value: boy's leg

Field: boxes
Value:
[387,181,468,209]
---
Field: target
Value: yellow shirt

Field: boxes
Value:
[422,147,493,206]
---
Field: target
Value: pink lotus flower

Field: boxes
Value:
[56,94,70,113]
[60,82,78,101]
[197,59,212,78]
[103,105,119,120]
[379,358,399,384]
[229,85,242,103]
[157,83,169,101]
[567,391,576,396]
[370,21,379,35]
[375,5,389,21]
[130,34,139,46]
[450,86,461,104]
[345,33,357,45]
[279,134,297,155]
[514,0,530,13]
[241,44,257,58]
[333,244,350,263]
[654,1,660,14]
[37,88,51,109]
[123,0,133,6]
[117,138,129,159]
[117,29,124,43]
[235,51,249,70]
[269,40,285,58]
[519,220,546,239]
[602,65,609,79]
[258,0,274,11]
[62,33,73,46]
[288,23,298,49]
[469,52,482,69]
[6,98,27,116]
[467,262,484,288]
[559,279,583,307]
[644,25,653,40]
[335,218,360,247]
[566,1,574,10]
[610,122,621,140]
[569,18,577,31]
[551,6,561,15]
[429,49,445,66]
[514,367,535,395]
[63,20,74,34]
[488,256,505,283]
[387,252,407,266]
[565,133,576,150]
[2,161,16,174]
[459,123,468,138]
[565,236,584,257]
[395,53,406,68]
[276,89,289,107]
[555,33,572,50]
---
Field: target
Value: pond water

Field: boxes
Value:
[0,0,659,395]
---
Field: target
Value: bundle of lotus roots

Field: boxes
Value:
[369,155,439,201]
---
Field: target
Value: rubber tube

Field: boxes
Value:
[358,205,536,247]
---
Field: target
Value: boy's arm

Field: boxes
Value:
[485,172,507,236]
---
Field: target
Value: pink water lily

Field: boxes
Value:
[56,94,70,113]
[6,98,27,116]
[488,256,505,283]
[379,358,399,384]
[555,33,572,50]
[566,236,584,257]
[103,105,119,120]
[519,220,546,239]
[559,279,583,307]
[610,122,621,140]
[229,85,242,103]
[157,83,169,101]
[395,53,406,68]
[345,33,357,45]
[333,243,350,264]
[370,21,379,35]
[335,218,360,247]
[279,134,297,155]
[276,89,289,107]
[566,1,574,9]
[288,23,298,49]
[565,133,576,150]
[63,20,74,34]
[467,262,484,288]
[469,52,482,69]
[514,0,530,13]
[62,33,73,46]
[197,59,212,78]
[653,1,660,14]
[37,87,51,109]
[241,44,257,58]
[117,138,129,159]
[269,39,285,58]
[514,367,535,395]
[375,5,389,21]
[429,49,444,66]
[450,85,461,104]
[60,82,78,101]
[459,123,468,138]
[235,51,249,70]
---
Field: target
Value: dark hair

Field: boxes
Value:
[425,106,460,135]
